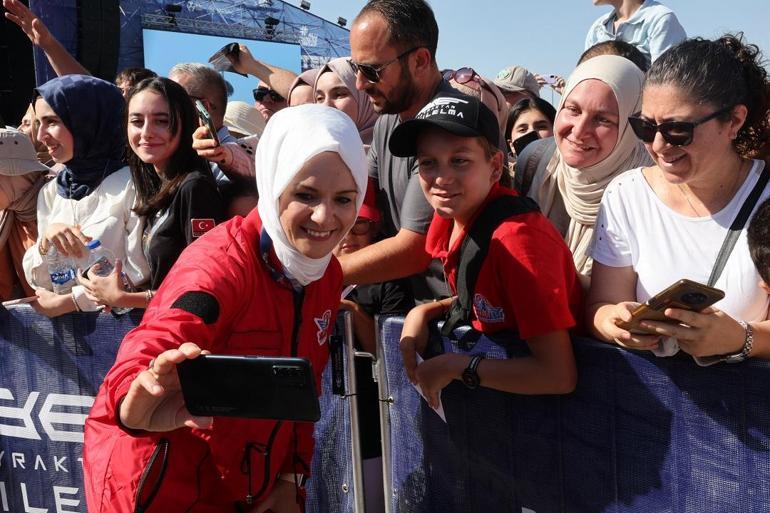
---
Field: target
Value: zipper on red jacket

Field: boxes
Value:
[134,438,170,513]
[241,420,284,506]
[290,289,305,357]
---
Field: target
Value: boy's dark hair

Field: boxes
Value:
[356,0,439,61]
[578,40,649,72]
[747,197,770,284]
[125,77,212,218]
[505,97,557,142]
[647,34,770,159]
[115,67,158,88]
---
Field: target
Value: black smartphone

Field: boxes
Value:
[177,354,321,422]
[616,279,725,334]
[194,99,220,146]
[208,42,247,76]
[512,130,540,155]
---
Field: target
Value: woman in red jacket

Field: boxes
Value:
[83,104,368,513]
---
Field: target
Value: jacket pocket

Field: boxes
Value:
[134,438,170,513]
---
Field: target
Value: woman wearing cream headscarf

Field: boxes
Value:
[314,57,379,145]
[518,55,651,281]
[84,104,369,513]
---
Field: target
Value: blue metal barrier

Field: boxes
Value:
[0,304,140,513]
[3,307,770,513]
[376,315,770,513]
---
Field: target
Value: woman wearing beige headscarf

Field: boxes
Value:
[521,54,651,281]
[0,128,50,300]
[314,57,379,145]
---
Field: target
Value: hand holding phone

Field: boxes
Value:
[615,279,725,334]
[208,42,247,76]
[194,100,220,146]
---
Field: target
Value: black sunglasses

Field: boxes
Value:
[628,105,733,146]
[253,88,285,103]
[348,47,419,83]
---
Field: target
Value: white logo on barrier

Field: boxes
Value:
[0,389,93,443]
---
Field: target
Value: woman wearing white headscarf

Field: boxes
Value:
[516,55,651,280]
[84,105,368,513]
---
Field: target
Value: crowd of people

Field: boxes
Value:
[3,0,770,511]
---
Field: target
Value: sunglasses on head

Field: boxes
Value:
[347,47,419,83]
[443,67,502,113]
[253,88,285,103]
[349,218,376,236]
[628,105,733,147]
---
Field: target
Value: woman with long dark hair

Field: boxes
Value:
[80,77,225,309]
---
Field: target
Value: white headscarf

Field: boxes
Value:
[256,104,368,285]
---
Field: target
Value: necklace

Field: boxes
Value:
[675,160,748,218]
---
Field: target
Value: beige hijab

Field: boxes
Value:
[537,55,651,275]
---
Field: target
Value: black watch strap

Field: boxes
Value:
[462,355,483,389]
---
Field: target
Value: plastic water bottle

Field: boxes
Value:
[85,240,133,315]
[46,245,77,294]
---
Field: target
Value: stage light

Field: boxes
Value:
[264,16,280,39]
[337,17,347,27]
[300,1,310,10]
[164,3,182,13]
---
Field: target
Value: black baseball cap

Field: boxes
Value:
[389,91,500,157]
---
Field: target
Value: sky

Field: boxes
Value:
[297,0,770,104]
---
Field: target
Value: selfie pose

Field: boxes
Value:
[83,105,368,512]
[588,35,770,362]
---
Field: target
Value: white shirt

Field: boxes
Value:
[23,166,150,296]
[590,160,770,327]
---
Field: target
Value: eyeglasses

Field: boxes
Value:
[348,47,419,83]
[443,67,502,113]
[253,88,285,103]
[443,67,481,87]
[349,219,376,236]
[628,105,733,146]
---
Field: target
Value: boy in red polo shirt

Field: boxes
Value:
[390,93,582,408]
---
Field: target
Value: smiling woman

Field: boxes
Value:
[22,75,151,317]
[515,54,651,281]
[587,34,770,363]
[78,77,225,311]
[83,105,369,513]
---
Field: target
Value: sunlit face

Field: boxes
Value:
[289,84,315,106]
[640,83,744,185]
[127,90,181,176]
[315,71,359,122]
[502,90,533,111]
[116,79,131,99]
[554,79,619,169]
[350,13,417,114]
[34,97,74,163]
[333,217,376,256]
[278,152,359,258]
[19,108,36,138]
[416,128,503,226]
[254,88,287,121]
[510,108,554,151]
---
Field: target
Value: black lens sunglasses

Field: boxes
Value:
[253,88,285,103]
[348,47,420,83]
[628,105,734,146]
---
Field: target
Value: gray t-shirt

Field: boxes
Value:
[367,80,457,301]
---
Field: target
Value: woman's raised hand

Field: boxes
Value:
[119,342,213,433]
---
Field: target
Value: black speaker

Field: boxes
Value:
[0,1,36,126]
[77,0,120,81]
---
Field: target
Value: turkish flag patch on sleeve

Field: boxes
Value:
[191,218,216,238]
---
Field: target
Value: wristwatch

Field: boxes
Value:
[462,355,483,389]
[722,320,753,363]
